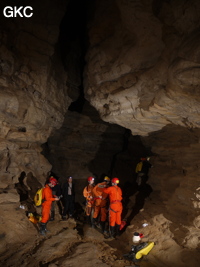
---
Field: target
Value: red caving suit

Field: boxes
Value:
[41,184,56,223]
[104,185,122,227]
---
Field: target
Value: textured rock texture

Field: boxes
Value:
[0,8,78,265]
[0,1,74,259]
[85,0,200,136]
[0,0,71,185]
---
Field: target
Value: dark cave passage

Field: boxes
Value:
[59,0,91,113]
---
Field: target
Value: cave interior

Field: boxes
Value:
[0,0,200,266]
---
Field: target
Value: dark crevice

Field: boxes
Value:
[68,85,85,113]
[59,0,93,113]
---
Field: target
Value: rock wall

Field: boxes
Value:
[84,0,200,136]
[0,0,75,257]
[142,126,200,224]
[0,0,72,187]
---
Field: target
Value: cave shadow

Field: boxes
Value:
[41,106,91,179]
[15,171,28,202]
[87,125,133,182]
[88,121,153,186]
[125,183,153,226]
[15,171,37,214]
[26,172,44,199]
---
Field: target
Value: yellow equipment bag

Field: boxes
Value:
[135,242,155,260]
[135,161,143,173]
[123,241,155,263]
[34,188,44,207]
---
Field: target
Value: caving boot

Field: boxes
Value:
[110,226,115,238]
[100,221,106,234]
[49,211,55,221]
[91,217,97,228]
[39,223,46,236]
[105,226,115,239]
[45,223,50,233]
[85,215,90,224]
[115,224,121,237]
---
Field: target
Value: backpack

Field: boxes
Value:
[135,161,143,173]
[34,188,44,207]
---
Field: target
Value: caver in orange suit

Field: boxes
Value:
[39,177,59,236]
[104,178,122,237]
[93,181,108,222]
[41,184,57,223]
[83,183,94,216]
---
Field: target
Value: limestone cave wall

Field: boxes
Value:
[0,0,73,188]
[84,0,200,135]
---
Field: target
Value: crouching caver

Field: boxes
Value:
[104,177,122,238]
[39,177,59,235]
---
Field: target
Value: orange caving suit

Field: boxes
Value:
[93,182,108,222]
[83,184,94,216]
[41,184,56,223]
[104,185,122,227]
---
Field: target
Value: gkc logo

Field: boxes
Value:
[3,6,33,18]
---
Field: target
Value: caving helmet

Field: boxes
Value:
[87,176,95,182]
[104,176,110,182]
[49,177,57,186]
[111,177,119,184]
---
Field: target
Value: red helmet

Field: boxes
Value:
[111,178,119,184]
[87,176,95,182]
[49,177,57,185]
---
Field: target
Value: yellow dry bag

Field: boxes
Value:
[34,188,44,207]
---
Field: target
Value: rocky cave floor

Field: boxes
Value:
[0,214,156,267]
[0,186,199,267]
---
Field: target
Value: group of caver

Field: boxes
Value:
[83,176,123,238]
[39,175,123,239]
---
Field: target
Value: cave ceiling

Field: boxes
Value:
[84,0,200,136]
